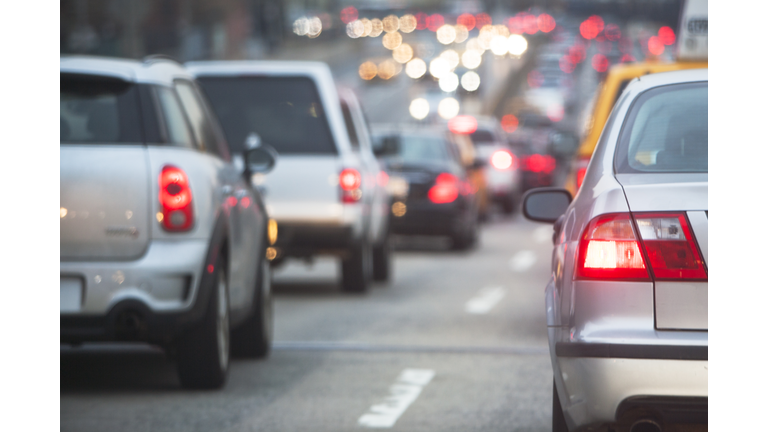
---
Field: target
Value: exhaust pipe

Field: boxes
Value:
[629,418,662,432]
[114,309,147,339]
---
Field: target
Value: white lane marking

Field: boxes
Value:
[509,250,537,272]
[465,286,506,314]
[358,369,435,428]
[533,226,552,243]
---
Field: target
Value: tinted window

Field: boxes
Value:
[60,74,142,144]
[616,82,707,173]
[470,129,495,145]
[395,135,450,163]
[341,102,359,149]
[155,87,195,148]
[175,81,221,157]
[197,76,337,155]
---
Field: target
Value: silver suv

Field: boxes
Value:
[187,61,391,292]
[523,69,708,432]
[60,56,277,389]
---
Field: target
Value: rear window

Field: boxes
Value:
[394,135,450,164]
[60,74,142,144]
[616,82,707,173]
[197,76,337,155]
[470,129,495,145]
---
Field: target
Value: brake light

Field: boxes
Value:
[339,168,362,203]
[428,173,459,204]
[575,156,590,189]
[491,150,514,170]
[634,213,707,280]
[576,213,650,280]
[159,165,194,231]
[523,154,556,173]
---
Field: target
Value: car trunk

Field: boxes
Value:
[616,173,708,331]
[60,146,151,260]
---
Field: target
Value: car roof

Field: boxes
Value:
[605,60,708,80]
[185,60,332,78]
[60,55,192,86]
[631,68,708,90]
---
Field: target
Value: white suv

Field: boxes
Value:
[60,56,276,389]
[187,61,391,292]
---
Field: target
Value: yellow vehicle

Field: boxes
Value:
[564,60,708,195]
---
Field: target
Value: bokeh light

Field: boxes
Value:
[490,35,508,56]
[359,61,377,80]
[377,59,401,80]
[340,6,358,24]
[440,49,460,70]
[399,14,417,33]
[409,98,430,120]
[393,43,414,63]
[438,97,460,119]
[523,14,539,35]
[457,13,476,31]
[405,58,427,78]
[507,34,528,56]
[537,14,556,33]
[501,114,519,133]
[360,18,372,37]
[382,31,402,49]
[547,105,564,123]
[461,72,480,91]
[466,37,484,53]
[494,25,510,38]
[658,26,676,45]
[414,12,428,30]
[439,72,459,92]
[427,14,444,32]
[347,20,364,38]
[293,17,309,36]
[383,15,400,33]
[475,13,491,28]
[580,15,604,40]
[429,57,450,78]
[647,36,665,55]
[592,53,609,72]
[559,56,575,73]
[370,19,384,37]
[461,49,482,69]
[436,25,456,44]
[605,24,621,41]
[454,25,469,43]
[478,26,495,50]
[528,70,544,88]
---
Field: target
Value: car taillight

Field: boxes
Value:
[491,150,514,170]
[576,213,650,281]
[523,154,556,173]
[428,173,459,204]
[575,156,590,189]
[634,212,707,280]
[339,168,362,203]
[159,165,194,231]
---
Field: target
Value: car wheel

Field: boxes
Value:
[501,195,515,215]
[553,379,569,432]
[372,232,391,282]
[177,255,230,389]
[451,212,479,251]
[341,240,372,293]
[230,253,272,358]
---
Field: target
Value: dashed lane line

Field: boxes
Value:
[358,369,435,428]
[509,250,537,272]
[465,286,506,314]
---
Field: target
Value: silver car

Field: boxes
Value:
[60,56,277,389]
[522,69,707,432]
[187,61,391,292]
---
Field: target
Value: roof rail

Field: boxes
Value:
[143,54,183,66]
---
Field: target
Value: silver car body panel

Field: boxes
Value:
[547,69,708,430]
[186,61,388,250]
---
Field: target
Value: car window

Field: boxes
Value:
[469,129,495,145]
[155,86,195,148]
[174,80,222,157]
[197,76,337,155]
[341,102,360,149]
[394,135,450,163]
[616,82,707,173]
[60,73,142,144]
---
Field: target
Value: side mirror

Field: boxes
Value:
[522,187,572,223]
[244,145,278,176]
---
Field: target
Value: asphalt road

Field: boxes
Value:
[61,213,557,432]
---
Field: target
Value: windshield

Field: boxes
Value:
[616,82,707,173]
[60,74,141,144]
[197,76,337,155]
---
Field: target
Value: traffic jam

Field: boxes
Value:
[59,1,708,431]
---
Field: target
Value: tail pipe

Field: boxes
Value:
[629,418,663,432]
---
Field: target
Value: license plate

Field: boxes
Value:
[61,277,83,312]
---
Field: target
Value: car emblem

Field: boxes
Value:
[105,226,139,238]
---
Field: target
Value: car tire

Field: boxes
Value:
[501,195,515,215]
[372,232,391,282]
[176,255,230,389]
[230,254,272,358]
[341,240,372,293]
[451,213,479,251]
[553,379,569,432]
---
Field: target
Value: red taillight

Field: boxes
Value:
[428,173,459,204]
[523,154,556,173]
[634,212,707,280]
[159,165,194,231]
[576,214,650,281]
[339,168,362,203]
[576,212,707,282]
[491,150,514,170]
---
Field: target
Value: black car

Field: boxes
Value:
[372,127,479,250]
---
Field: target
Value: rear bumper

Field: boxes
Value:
[552,342,708,431]
[389,199,469,236]
[60,239,211,345]
[267,201,364,257]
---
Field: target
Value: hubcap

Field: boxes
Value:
[216,272,229,370]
